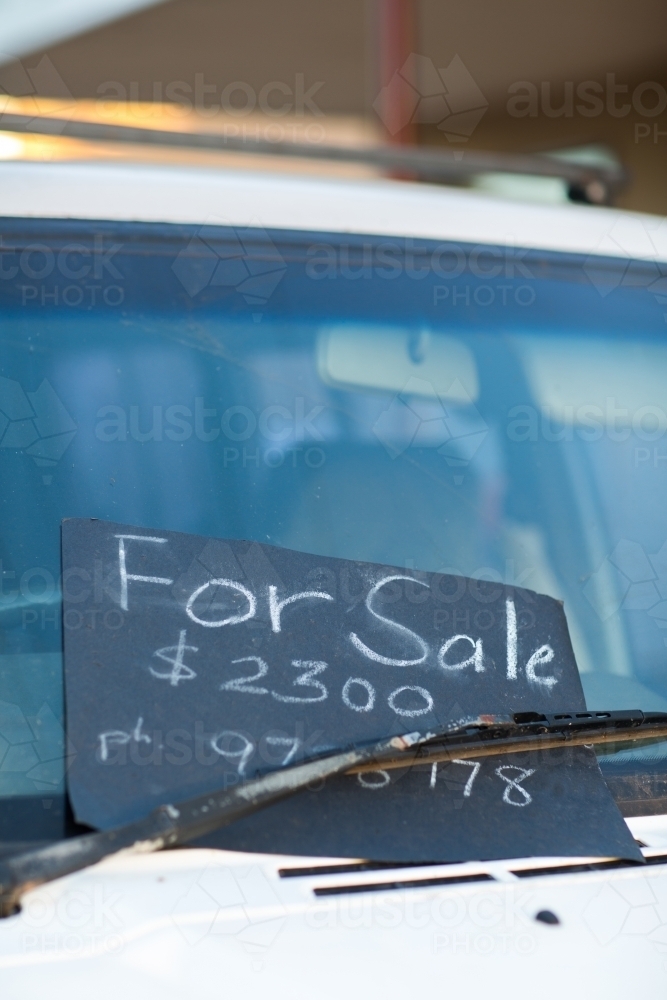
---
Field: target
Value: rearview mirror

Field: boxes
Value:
[317,326,479,401]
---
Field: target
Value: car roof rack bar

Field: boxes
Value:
[0,112,626,205]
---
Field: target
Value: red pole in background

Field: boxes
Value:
[374,0,418,146]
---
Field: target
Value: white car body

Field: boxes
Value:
[1,160,667,999]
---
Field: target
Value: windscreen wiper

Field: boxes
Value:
[2,709,665,917]
[0,111,626,204]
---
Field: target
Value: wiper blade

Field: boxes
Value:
[0,112,626,204]
[0,728,426,917]
[350,709,667,774]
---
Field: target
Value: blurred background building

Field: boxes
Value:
[0,0,666,212]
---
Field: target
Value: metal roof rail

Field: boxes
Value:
[0,111,627,205]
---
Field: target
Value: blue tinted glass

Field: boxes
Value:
[0,218,666,841]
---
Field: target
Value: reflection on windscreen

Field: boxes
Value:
[1,221,667,842]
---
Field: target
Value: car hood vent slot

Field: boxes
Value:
[279,860,447,878]
[313,872,494,897]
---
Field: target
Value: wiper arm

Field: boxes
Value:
[2,709,664,916]
[0,112,625,204]
[0,728,426,917]
[350,709,667,774]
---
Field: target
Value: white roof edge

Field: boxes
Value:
[0,159,666,262]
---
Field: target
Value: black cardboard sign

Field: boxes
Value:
[61,519,641,862]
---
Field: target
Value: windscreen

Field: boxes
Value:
[0,218,666,846]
